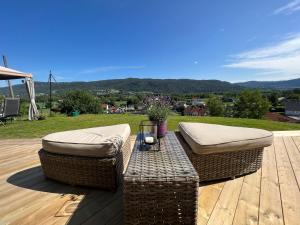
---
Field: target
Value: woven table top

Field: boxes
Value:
[124,132,198,181]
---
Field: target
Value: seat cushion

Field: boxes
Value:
[42,124,131,158]
[179,122,273,154]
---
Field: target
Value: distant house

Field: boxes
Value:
[136,104,146,111]
[222,97,235,103]
[101,104,109,113]
[184,105,206,116]
[126,105,135,111]
[191,98,206,106]
[108,106,125,114]
[175,101,187,108]
[284,101,300,117]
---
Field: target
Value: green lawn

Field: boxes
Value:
[1,114,300,139]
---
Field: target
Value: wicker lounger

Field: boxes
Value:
[178,122,273,182]
[124,132,199,224]
[39,124,131,191]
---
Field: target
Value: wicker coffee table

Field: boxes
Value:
[124,132,199,225]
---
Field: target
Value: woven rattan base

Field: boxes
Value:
[176,132,264,182]
[124,132,199,224]
[38,137,131,191]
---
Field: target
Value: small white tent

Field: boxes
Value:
[0,66,39,120]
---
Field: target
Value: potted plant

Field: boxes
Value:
[147,104,169,138]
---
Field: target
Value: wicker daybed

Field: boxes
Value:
[178,122,273,182]
[39,124,131,191]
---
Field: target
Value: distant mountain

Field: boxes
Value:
[0,78,243,96]
[1,77,299,97]
[237,78,300,90]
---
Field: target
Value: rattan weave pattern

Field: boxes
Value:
[38,137,131,191]
[176,132,264,182]
[124,132,199,225]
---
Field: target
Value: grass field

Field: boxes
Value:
[1,114,300,139]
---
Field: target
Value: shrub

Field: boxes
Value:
[60,90,101,115]
[19,100,29,116]
[234,90,270,119]
[146,95,171,121]
[147,104,169,121]
[37,114,47,120]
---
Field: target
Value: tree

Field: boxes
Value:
[207,95,224,116]
[234,90,270,119]
[60,90,101,114]
[269,92,279,107]
[127,96,139,106]
[175,105,186,116]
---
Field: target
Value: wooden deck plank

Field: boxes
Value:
[274,137,300,225]
[0,149,39,164]
[197,182,225,225]
[0,181,74,220]
[291,137,300,153]
[206,176,244,225]
[259,144,284,225]
[283,136,300,190]
[7,194,76,225]
[49,189,123,225]
[0,159,40,180]
[232,168,261,225]
[0,134,299,225]
[81,192,123,225]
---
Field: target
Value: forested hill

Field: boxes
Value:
[0,78,243,96]
[236,78,300,90]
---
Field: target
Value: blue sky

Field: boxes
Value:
[1,0,300,85]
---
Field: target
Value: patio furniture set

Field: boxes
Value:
[38,122,273,224]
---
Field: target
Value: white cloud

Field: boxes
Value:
[274,0,300,15]
[224,33,300,80]
[234,34,300,59]
[81,65,144,74]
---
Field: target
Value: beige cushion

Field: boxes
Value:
[42,124,131,158]
[179,122,273,154]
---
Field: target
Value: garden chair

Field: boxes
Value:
[0,98,20,126]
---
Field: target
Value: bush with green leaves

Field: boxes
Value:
[207,95,224,116]
[60,90,101,115]
[234,90,270,119]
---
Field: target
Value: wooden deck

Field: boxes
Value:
[0,134,299,225]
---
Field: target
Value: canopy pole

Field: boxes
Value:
[25,77,39,120]
[2,55,15,98]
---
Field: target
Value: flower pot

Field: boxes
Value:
[157,120,167,138]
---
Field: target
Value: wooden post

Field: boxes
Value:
[2,55,14,98]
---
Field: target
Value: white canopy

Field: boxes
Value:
[0,66,32,80]
[0,66,39,120]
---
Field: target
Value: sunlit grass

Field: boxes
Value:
[0,113,300,139]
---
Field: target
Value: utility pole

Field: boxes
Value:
[48,70,56,116]
[2,55,14,98]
